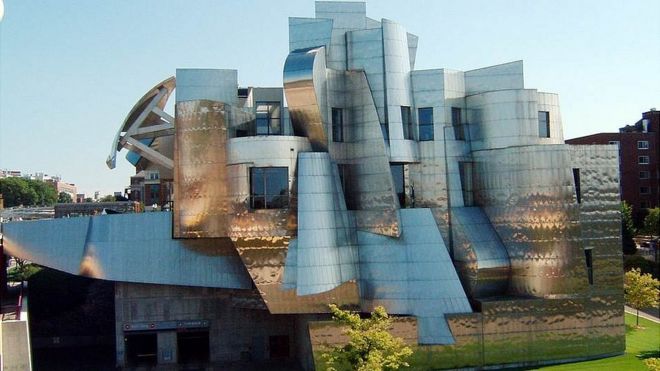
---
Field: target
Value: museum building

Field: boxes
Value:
[1,2,624,369]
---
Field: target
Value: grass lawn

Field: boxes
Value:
[536,313,659,370]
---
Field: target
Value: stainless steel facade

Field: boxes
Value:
[0,1,624,369]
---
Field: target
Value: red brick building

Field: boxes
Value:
[566,110,660,225]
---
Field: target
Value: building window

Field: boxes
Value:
[640,171,650,179]
[640,186,650,195]
[538,111,550,138]
[256,102,281,135]
[584,248,593,285]
[452,107,465,140]
[418,107,434,141]
[638,140,649,149]
[381,123,389,142]
[332,108,344,142]
[641,201,650,209]
[250,167,288,209]
[573,168,581,204]
[401,106,413,140]
[390,164,406,208]
[639,156,650,164]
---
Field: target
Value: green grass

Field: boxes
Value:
[536,313,659,370]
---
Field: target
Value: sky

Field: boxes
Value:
[0,0,658,197]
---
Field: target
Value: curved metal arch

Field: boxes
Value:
[106,77,176,169]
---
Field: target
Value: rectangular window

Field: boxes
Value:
[390,164,406,208]
[452,107,465,140]
[401,106,413,140]
[255,102,281,136]
[381,123,389,142]
[418,107,434,141]
[332,108,344,142]
[573,168,581,204]
[584,248,593,285]
[538,111,550,138]
[639,156,650,164]
[250,167,288,209]
[638,140,649,149]
[641,201,650,209]
[640,171,650,179]
[640,186,650,194]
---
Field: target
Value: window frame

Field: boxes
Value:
[640,170,650,179]
[249,167,289,210]
[401,106,414,140]
[451,107,465,140]
[332,107,344,142]
[255,102,282,136]
[638,140,649,150]
[538,111,550,138]
[639,155,650,164]
[418,107,434,141]
[640,186,651,195]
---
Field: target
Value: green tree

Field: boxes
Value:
[99,195,116,202]
[624,268,660,327]
[322,304,413,371]
[0,177,38,206]
[27,179,57,206]
[622,201,637,255]
[643,208,660,236]
[57,192,73,203]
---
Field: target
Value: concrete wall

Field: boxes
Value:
[1,295,32,371]
[115,282,302,368]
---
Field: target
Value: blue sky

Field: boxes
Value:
[1,0,658,196]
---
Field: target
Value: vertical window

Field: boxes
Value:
[390,164,405,208]
[459,161,474,206]
[638,140,649,149]
[573,168,581,204]
[451,107,465,140]
[418,107,434,141]
[332,108,344,142]
[640,186,650,194]
[250,167,288,209]
[640,171,650,179]
[584,248,593,285]
[381,123,389,142]
[401,106,413,140]
[639,156,650,164]
[538,111,550,138]
[256,102,281,135]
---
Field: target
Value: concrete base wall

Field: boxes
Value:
[1,320,32,370]
[115,282,305,368]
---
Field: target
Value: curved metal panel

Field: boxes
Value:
[1,213,252,289]
[283,46,329,151]
[451,207,510,298]
[107,76,175,169]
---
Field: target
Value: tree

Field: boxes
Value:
[643,208,660,236]
[624,268,660,327]
[321,304,413,371]
[0,177,38,206]
[57,192,73,203]
[27,179,57,206]
[622,201,637,255]
[99,195,116,202]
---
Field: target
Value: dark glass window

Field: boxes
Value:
[250,167,288,209]
[381,123,389,142]
[390,164,405,208]
[332,108,344,142]
[401,106,413,140]
[255,102,281,136]
[638,140,649,149]
[641,201,650,209]
[639,156,650,164]
[538,111,550,138]
[640,186,650,194]
[573,168,581,204]
[584,248,593,285]
[418,107,434,141]
[640,171,650,179]
[452,107,465,140]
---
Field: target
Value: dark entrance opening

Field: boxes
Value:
[177,330,210,364]
[269,335,290,359]
[125,333,157,367]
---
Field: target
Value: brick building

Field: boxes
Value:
[567,109,660,224]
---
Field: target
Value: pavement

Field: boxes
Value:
[625,305,660,323]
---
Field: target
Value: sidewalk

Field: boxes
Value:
[625,305,660,323]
